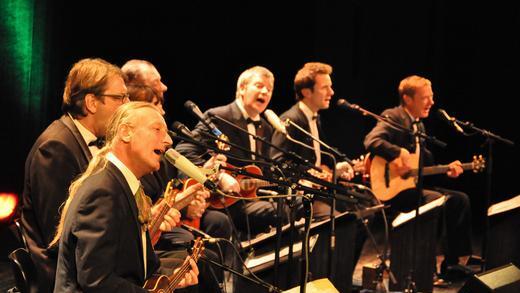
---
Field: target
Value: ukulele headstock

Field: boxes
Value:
[472,155,486,173]
[189,237,205,262]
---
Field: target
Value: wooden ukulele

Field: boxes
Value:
[369,154,486,201]
[149,179,202,246]
[306,155,368,186]
[208,164,276,209]
[143,237,204,292]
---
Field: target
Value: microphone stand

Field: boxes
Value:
[284,118,353,277]
[299,195,313,293]
[199,256,282,293]
[173,129,365,203]
[342,101,446,292]
[453,118,515,272]
[286,119,354,165]
[208,112,321,172]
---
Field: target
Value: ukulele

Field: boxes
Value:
[306,155,368,185]
[143,237,204,292]
[208,164,276,209]
[149,179,202,246]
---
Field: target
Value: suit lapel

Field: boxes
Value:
[397,106,420,152]
[228,102,253,154]
[294,105,311,132]
[106,162,146,278]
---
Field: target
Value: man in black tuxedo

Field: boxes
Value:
[175,66,287,236]
[271,62,354,218]
[270,62,368,292]
[364,75,473,281]
[52,102,199,292]
[122,59,231,291]
[20,58,130,292]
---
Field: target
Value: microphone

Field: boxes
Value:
[437,108,464,133]
[181,224,219,243]
[164,148,217,191]
[336,98,359,110]
[264,109,287,135]
[184,100,223,137]
[171,121,195,138]
[341,182,370,191]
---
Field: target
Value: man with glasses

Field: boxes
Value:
[21,58,129,292]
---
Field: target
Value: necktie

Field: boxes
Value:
[134,186,152,230]
[412,120,423,153]
[88,137,105,149]
[309,115,321,166]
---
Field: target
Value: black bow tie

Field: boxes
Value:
[246,118,262,128]
[88,137,105,149]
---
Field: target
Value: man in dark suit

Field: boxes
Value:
[21,58,131,292]
[175,66,285,236]
[271,62,354,219]
[270,62,365,292]
[52,102,199,292]
[122,59,231,291]
[364,75,473,281]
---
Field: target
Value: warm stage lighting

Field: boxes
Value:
[0,193,18,221]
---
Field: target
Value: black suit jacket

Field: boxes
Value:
[21,115,92,292]
[363,106,433,165]
[271,103,331,167]
[54,162,159,293]
[176,101,274,169]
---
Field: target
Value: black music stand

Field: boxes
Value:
[389,196,445,293]
[485,194,520,270]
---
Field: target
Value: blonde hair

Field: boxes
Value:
[62,58,124,118]
[235,66,274,100]
[398,75,431,105]
[49,101,159,247]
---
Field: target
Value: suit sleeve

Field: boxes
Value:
[29,140,81,245]
[73,188,146,292]
[175,119,213,166]
[271,124,295,163]
[363,109,403,162]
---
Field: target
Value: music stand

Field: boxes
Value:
[389,196,445,293]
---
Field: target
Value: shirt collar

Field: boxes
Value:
[403,107,420,123]
[298,101,318,121]
[235,98,260,121]
[106,152,140,195]
[69,113,97,146]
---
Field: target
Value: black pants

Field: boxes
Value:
[387,187,473,262]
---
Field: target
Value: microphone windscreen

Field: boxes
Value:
[184,100,196,110]
[264,109,287,135]
[164,149,208,184]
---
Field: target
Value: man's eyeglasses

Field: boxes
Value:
[99,93,130,102]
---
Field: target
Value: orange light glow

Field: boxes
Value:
[0,193,18,220]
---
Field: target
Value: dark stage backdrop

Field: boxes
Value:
[1,1,519,233]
